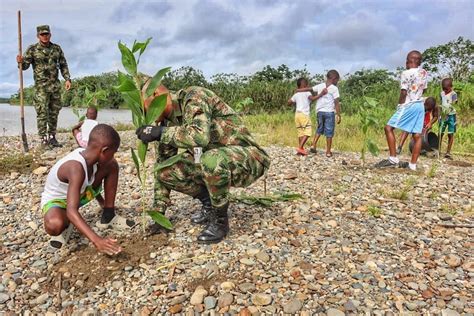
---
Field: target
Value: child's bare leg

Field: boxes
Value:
[299,136,309,149]
[72,129,81,146]
[93,158,119,223]
[44,207,69,236]
[326,137,333,155]
[384,125,397,157]
[410,133,422,164]
[398,131,408,149]
[311,134,321,149]
[446,134,454,154]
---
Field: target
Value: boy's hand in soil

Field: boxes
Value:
[94,237,122,255]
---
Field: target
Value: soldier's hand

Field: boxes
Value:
[16,55,23,63]
[136,125,163,143]
[65,80,72,91]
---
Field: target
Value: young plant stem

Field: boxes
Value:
[140,161,147,233]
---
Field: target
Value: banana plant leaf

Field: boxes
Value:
[145,67,172,98]
[145,94,168,125]
[147,210,173,230]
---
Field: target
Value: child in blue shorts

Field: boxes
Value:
[439,78,458,159]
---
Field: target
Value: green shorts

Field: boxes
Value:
[440,114,456,134]
[42,186,103,215]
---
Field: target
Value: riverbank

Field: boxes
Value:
[0,131,473,314]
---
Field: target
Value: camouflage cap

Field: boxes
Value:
[36,25,50,34]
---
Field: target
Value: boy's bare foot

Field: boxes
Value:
[326,152,333,158]
[444,153,453,160]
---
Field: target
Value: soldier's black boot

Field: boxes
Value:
[48,135,63,148]
[191,187,212,225]
[197,203,229,244]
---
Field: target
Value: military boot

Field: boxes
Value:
[190,187,212,225]
[48,135,63,148]
[197,203,229,244]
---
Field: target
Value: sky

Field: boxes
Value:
[0,0,473,97]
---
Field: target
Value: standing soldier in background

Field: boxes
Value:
[17,25,71,147]
[136,85,271,244]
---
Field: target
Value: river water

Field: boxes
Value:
[0,103,132,136]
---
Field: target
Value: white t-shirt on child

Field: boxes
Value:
[312,83,340,112]
[81,119,99,141]
[400,67,428,105]
[290,92,312,115]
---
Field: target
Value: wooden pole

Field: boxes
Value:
[18,10,29,152]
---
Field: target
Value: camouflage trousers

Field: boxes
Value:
[154,146,270,209]
[34,86,62,137]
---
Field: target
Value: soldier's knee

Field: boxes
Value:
[201,150,225,173]
[156,168,173,184]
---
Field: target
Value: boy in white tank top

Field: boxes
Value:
[42,124,134,255]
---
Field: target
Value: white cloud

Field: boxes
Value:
[0,0,472,97]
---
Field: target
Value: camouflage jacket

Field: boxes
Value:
[159,86,270,167]
[21,42,70,90]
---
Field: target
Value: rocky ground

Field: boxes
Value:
[0,131,473,315]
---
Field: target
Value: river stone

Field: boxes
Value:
[0,293,9,304]
[441,309,460,316]
[33,166,48,175]
[283,298,303,314]
[217,293,233,308]
[240,258,255,266]
[327,308,345,316]
[220,281,235,291]
[252,293,272,306]
[36,293,49,305]
[238,282,256,293]
[190,286,208,305]
[445,254,462,268]
[204,296,217,310]
[255,251,270,262]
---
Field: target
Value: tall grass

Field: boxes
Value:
[243,110,474,155]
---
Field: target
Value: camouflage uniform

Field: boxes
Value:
[154,86,270,209]
[21,32,70,138]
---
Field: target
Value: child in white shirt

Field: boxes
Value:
[288,78,312,155]
[72,106,99,148]
[375,50,428,171]
[297,70,341,157]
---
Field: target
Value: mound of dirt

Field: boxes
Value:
[47,233,168,294]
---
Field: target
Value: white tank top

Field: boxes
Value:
[41,148,98,208]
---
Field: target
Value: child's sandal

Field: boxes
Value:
[49,224,73,249]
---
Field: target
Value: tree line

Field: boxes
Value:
[10,37,473,115]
